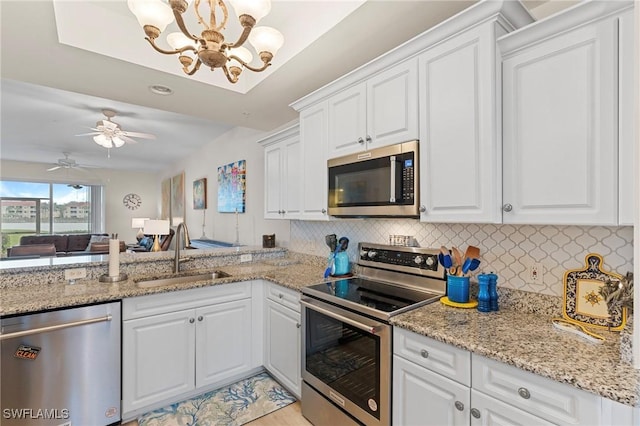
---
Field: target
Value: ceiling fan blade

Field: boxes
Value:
[119,135,138,144]
[47,165,61,171]
[76,132,101,136]
[121,131,156,139]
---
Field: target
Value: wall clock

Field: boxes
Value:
[123,193,142,210]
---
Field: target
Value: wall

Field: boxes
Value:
[160,126,290,247]
[290,220,633,298]
[0,159,159,242]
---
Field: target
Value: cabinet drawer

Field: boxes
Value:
[472,354,600,425]
[124,281,252,320]
[394,327,470,386]
[265,282,300,312]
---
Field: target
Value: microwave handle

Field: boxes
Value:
[390,155,398,203]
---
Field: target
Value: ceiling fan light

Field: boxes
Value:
[167,32,198,50]
[93,134,112,148]
[112,137,126,148]
[248,26,284,57]
[228,0,271,23]
[127,0,174,33]
[229,46,253,66]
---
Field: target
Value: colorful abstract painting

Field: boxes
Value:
[218,160,246,213]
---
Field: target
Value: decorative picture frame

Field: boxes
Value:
[217,160,246,213]
[193,177,207,210]
[171,172,185,225]
[161,178,171,221]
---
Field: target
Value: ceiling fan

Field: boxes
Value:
[78,109,156,148]
[46,153,95,172]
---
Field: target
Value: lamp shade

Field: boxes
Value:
[228,46,253,66]
[143,219,170,235]
[127,0,174,32]
[131,218,150,228]
[167,32,198,50]
[228,0,271,23]
[248,26,284,56]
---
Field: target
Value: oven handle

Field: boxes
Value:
[300,299,380,335]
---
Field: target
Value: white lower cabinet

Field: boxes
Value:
[122,282,256,418]
[393,327,637,426]
[264,282,301,398]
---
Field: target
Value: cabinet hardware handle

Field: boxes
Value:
[419,205,426,213]
[366,135,372,144]
[358,137,365,145]
[420,349,429,358]
[503,203,513,212]
[454,401,464,411]
[189,318,195,324]
[296,323,301,328]
[198,316,203,322]
[471,408,481,419]
[321,209,326,214]
[518,387,531,399]
[279,293,284,299]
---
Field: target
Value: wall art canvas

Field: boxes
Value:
[217,160,246,213]
[193,177,207,210]
[161,178,171,221]
[171,172,185,225]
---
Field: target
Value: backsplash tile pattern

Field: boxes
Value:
[290,220,633,297]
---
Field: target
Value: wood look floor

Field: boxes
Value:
[121,401,311,426]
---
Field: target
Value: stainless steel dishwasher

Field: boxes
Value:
[1,301,121,426]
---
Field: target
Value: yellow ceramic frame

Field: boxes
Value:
[562,253,626,331]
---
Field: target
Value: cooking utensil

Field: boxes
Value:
[463,245,480,261]
[438,253,452,269]
[324,241,343,278]
[325,234,337,252]
[451,247,463,270]
[461,258,481,276]
[338,236,349,251]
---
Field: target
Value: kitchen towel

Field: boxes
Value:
[138,372,296,426]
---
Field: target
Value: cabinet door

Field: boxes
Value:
[264,143,284,219]
[393,355,469,426]
[282,135,302,219]
[470,389,554,426]
[264,299,301,398]
[195,298,253,388]
[502,19,618,225]
[300,102,329,220]
[618,9,634,225]
[419,23,500,223]
[367,58,418,149]
[328,83,367,158]
[122,309,195,414]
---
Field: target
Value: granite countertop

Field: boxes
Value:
[391,302,640,407]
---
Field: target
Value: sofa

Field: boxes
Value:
[14,234,125,256]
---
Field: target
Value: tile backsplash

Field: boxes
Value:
[290,220,633,297]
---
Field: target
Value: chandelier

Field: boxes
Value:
[127,0,284,83]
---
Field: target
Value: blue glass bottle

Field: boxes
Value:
[477,274,491,313]
[488,273,499,311]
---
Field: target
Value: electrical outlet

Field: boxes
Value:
[240,254,252,263]
[64,268,86,281]
[529,263,543,283]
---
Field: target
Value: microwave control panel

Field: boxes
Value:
[401,158,414,202]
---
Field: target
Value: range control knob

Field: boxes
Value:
[425,256,436,266]
[367,251,377,259]
[360,249,368,257]
[414,256,424,265]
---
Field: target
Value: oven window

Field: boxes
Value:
[304,308,381,419]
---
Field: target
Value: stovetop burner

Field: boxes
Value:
[303,243,447,321]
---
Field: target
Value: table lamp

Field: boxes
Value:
[143,219,170,252]
[131,217,150,242]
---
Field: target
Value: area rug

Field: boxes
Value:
[138,372,296,426]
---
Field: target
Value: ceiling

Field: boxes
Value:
[4,0,552,173]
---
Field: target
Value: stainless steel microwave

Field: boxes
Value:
[328,140,419,217]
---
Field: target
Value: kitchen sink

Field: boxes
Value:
[135,271,231,288]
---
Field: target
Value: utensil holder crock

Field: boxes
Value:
[447,275,470,303]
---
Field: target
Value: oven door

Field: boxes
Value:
[301,296,391,426]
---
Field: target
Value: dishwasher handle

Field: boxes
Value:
[0,314,112,341]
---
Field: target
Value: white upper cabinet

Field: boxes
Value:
[500,1,633,225]
[328,59,418,158]
[260,124,302,220]
[418,21,504,223]
[300,102,330,220]
[617,8,634,225]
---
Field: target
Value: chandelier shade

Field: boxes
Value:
[127,0,284,83]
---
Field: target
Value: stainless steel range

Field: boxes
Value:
[300,242,446,426]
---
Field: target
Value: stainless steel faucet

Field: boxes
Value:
[174,222,194,273]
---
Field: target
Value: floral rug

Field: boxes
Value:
[138,372,296,426]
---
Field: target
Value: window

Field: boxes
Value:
[0,180,104,256]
